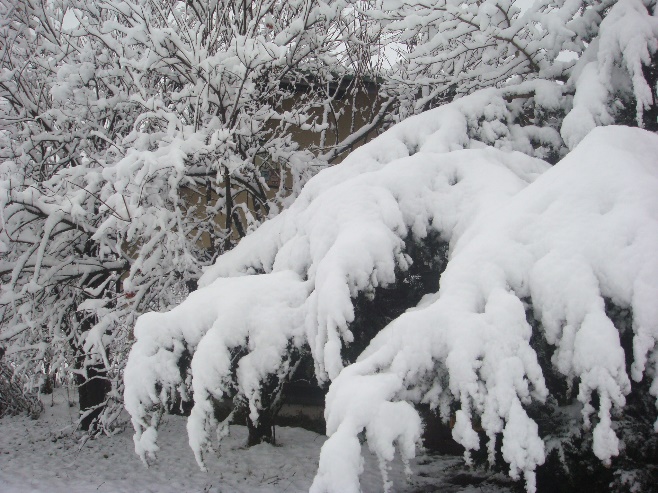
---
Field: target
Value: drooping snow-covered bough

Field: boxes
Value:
[124,103,658,493]
[312,126,658,493]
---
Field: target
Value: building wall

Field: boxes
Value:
[181,86,387,250]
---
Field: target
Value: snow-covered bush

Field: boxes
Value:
[311,125,658,493]
[124,86,555,464]
[117,0,658,490]
[0,348,43,419]
[125,108,658,493]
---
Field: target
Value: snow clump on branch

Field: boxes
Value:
[561,0,658,148]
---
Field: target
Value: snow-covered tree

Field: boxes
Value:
[0,0,393,431]
[311,124,658,493]
[375,0,658,132]
[124,84,554,461]
[0,0,139,429]
[124,104,658,492]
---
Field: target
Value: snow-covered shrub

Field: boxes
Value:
[125,99,658,493]
[0,348,43,419]
[123,0,658,487]
[124,87,553,467]
[311,126,658,493]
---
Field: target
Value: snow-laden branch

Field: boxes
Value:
[562,0,658,148]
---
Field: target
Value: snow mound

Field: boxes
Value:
[313,126,658,493]
[124,89,551,469]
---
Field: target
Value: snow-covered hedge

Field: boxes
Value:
[124,95,658,491]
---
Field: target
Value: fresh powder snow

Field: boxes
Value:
[0,388,516,493]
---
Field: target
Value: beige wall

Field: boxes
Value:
[179,88,386,250]
[284,89,383,162]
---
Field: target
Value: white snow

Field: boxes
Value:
[0,389,514,493]
[125,88,552,472]
[562,0,658,148]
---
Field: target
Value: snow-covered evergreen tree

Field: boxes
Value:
[124,0,658,491]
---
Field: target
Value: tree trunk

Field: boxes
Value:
[247,413,275,446]
[244,375,285,446]
[73,312,111,431]
[76,364,111,431]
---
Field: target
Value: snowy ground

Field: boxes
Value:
[0,390,516,493]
